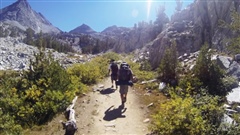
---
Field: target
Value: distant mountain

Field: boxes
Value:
[0,0,61,34]
[101,25,131,37]
[69,24,97,34]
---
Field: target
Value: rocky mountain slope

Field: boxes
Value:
[1,0,240,71]
[149,0,240,68]
[0,37,91,70]
[69,24,97,35]
[0,0,61,34]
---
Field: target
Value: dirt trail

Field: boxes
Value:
[27,77,150,135]
[75,77,150,135]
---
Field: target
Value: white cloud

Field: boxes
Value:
[131,9,139,18]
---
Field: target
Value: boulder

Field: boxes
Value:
[227,61,240,80]
[226,87,240,104]
[216,55,232,69]
[234,54,240,62]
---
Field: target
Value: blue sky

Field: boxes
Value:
[1,0,194,32]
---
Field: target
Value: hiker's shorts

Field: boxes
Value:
[119,85,128,94]
[111,74,117,81]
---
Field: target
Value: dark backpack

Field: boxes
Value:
[119,63,131,81]
[110,62,118,75]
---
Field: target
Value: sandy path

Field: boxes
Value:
[26,77,150,135]
[75,77,150,135]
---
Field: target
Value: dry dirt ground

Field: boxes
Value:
[26,77,151,135]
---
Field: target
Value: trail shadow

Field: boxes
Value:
[103,105,127,121]
[100,88,115,95]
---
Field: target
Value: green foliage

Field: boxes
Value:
[193,44,227,96]
[14,51,78,125]
[101,52,121,62]
[67,63,101,85]
[194,95,223,128]
[220,76,239,93]
[229,11,240,31]
[37,35,75,53]
[151,94,207,135]
[24,28,35,45]
[226,36,240,55]
[219,11,240,55]
[0,51,122,134]
[158,43,179,84]
[23,30,75,53]
[151,90,226,135]
[140,59,152,71]
[0,110,23,135]
[0,50,84,134]
[67,52,121,84]
[178,74,203,97]
[80,36,115,54]
[0,26,8,37]
[125,59,156,82]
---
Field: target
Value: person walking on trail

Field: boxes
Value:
[108,59,119,89]
[117,62,133,108]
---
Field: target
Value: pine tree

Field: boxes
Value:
[24,28,34,45]
[193,44,225,95]
[158,42,178,86]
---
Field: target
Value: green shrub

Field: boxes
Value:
[151,91,226,135]
[151,94,206,135]
[127,60,156,81]
[67,63,101,85]
[0,110,23,135]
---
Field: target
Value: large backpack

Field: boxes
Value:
[119,62,131,81]
[110,62,118,75]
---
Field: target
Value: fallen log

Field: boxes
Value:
[61,96,78,135]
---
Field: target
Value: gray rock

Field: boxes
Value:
[236,106,240,112]
[0,37,89,70]
[226,87,240,104]
[234,54,240,62]
[227,61,240,80]
[222,114,236,125]
[217,55,232,69]
[159,82,166,91]
[225,109,237,116]
[223,104,231,109]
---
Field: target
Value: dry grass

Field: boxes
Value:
[23,113,66,135]
[134,84,168,116]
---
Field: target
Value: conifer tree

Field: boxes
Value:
[24,28,34,45]
[158,41,178,86]
[193,44,225,95]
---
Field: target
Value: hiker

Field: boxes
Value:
[108,59,119,89]
[117,62,133,107]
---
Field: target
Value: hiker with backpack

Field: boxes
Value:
[117,62,133,108]
[108,59,119,89]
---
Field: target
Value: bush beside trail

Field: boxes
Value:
[0,52,121,135]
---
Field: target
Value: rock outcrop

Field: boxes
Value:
[149,0,240,69]
[0,37,89,70]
